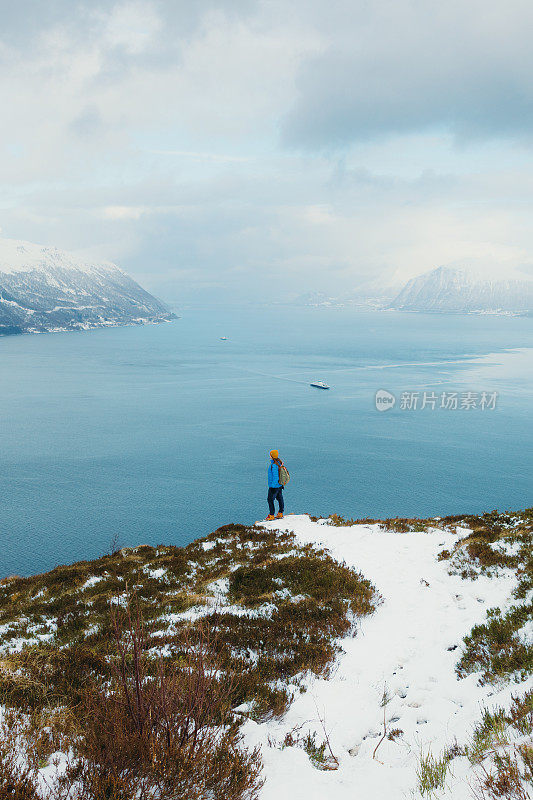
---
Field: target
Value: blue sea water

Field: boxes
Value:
[1,305,531,577]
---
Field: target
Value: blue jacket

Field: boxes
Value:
[268,460,281,488]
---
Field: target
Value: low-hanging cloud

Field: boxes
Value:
[1,0,533,301]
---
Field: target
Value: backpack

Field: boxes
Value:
[278,463,290,486]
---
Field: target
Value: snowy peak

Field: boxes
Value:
[0,238,122,276]
[0,237,175,335]
[390,264,533,314]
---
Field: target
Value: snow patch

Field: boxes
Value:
[243,514,527,800]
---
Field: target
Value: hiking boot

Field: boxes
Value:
[266,514,275,521]
[275,512,284,519]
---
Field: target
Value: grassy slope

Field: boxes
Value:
[0,523,377,718]
[0,509,531,797]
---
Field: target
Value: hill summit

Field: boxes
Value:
[391,264,533,314]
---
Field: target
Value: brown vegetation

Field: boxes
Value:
[0,522,379,795]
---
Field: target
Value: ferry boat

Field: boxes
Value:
[310,380,330,390]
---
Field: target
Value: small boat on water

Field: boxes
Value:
[220,336,228,340]
[310,380,330,390]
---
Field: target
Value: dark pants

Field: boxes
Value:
[267,486,284,515]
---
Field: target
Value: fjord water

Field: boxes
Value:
[1,305,532,577]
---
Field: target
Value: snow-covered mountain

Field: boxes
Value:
[0,238,175,335]
[390,265,533,314]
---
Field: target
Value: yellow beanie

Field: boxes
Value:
[270,449,279,459]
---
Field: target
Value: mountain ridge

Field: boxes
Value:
[390,264,533,314]
[0,237,175,335]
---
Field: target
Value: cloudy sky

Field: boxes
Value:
[2,0,533,302]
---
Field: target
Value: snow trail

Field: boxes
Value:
[243,515,526,800]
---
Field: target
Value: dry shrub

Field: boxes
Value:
[474,752,530,800]
[58,596,263,800]
[0,738,39,800]
[509,692,533,737]
[467,697,533,800]
[0,645,108,711]
[0,705,75,779]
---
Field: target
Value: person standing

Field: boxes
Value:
[266,449,286,520]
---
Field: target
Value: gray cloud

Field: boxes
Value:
[283,0,533,148]
[1,0,533,301]
[0,0,248,44]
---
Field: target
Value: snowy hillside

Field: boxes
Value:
[0,509,531,799]
[0,238,175,335]
[249,515,532,800]
[391,265,533,314]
